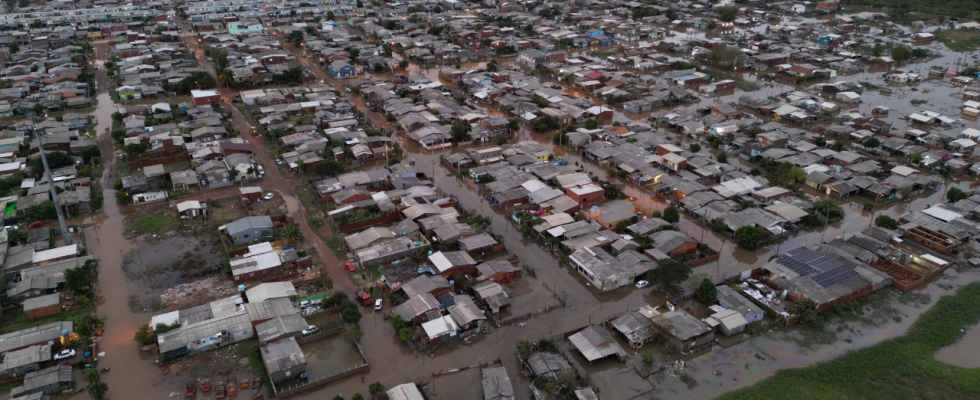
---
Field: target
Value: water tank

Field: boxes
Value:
[427,250,433,255]
[592,205,599,212]
[238,285,245,292]
[449,280,455,286]
[61,330,68,336]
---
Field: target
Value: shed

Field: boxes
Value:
[568,325,627,363]
[260,336,307,383]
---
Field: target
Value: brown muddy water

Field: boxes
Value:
[934,321,980,368]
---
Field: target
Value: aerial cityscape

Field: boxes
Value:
[0,0,976,399]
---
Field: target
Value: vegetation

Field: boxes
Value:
[947,187,969,203]
[646,258,691,294]
[936,28,980,52]
[704,44,747,68]
[718,283,980,399]
[662,205,680,223]
[696,278,717,303]
[734,225,762,250]
[875,215,899,230]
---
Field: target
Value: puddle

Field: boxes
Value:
[934,322,980,368]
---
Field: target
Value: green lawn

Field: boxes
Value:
[0,303,94,335]
[936,29,980,52]
[130,212,180,234]
[718,283,980,400]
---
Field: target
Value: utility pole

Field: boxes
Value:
[29,111,71,245]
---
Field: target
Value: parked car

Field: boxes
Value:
[28,221,43,228]
[274,221,286,227]
[263,193,274,200]
[635,280,649,289]
[299,300,313,308]
[53,349,75,361]
[345,262,356,272]
[302,325,319,336]
[374,298,383,311]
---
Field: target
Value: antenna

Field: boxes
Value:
[28,111,72,245]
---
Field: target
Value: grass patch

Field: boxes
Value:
[0,303,94,335]
[233,338,274,398]
[717,282,980,400]
[936,29,980,52]
[367,266,382,280]
[0,381,19,394]
[130,212,180,234]
[294,184,318,210]
[323,234,348,260]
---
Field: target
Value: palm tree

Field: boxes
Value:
[218,69,234,87]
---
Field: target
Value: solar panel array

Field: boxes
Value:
[778,247,848,279]
[812,266,859,288]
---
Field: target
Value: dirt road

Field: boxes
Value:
[171,19,354,290]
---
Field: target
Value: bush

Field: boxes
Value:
[696,278,717,303]
[947,187,969,203]
[662,206,680,223]
[875,215,898,229]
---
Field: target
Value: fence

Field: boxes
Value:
[432,359,503,377]
[493,295,566,328]
[335,213,401,233]
[126,153,191,169]
[272,342,369,398]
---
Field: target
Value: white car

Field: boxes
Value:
[263,193,274,200]
[635,280,649,289]
[302,325,319,336]
[53,349,75,361]
[206,57,212,61]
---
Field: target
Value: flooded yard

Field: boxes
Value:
[934,321,980,368]
[121,235,228,312]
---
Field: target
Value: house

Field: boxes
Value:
[421,315,460,346]
[400,274,452,299]
[11,365,72,397]
[704,305,748,336]
[221,216,274,244]
[467,146,504,165]
[569,247,647,293]
[191,89,221,106]
[0,344,51,378]
[387,383,426,400]
[393,294,440,325]
[427,251,477,276]
[568,325,627,363]
[345,227,395,252]
[155,296,254,362]
[581,200,636,230]
[651,310,713,353]
[23,293,62,319]
[458,233,499,255]
[327,60,358,78]
[715,285,764,323]
[482,367,515,400]
[0,321,74,353]
[646,230,698,259]
[255,314,309,344]
[566,184,604,211]
[475,260,521,284]
[176,200,204,218]
[260,337,307,384]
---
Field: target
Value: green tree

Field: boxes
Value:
[716,6,739,21]
[9,43,18,54]
[531,95,549,108]
[356,0,363,7]
[875,215,899,229]
[662,205,680,223]
[286,30,304,47]
[734,225,762,250]
[696,278,717,303]
[717,152,728,163]
[134,325,156,346]
[704,44,747,68]
[450,119,472,142]
[862,136,880,148]
[333,395,346,400]
[690,143,701,153]
[832,141,844,151]
[352,394,364,400]
[947,187,969,203]
[211,48,229,70]
[871,44,885,57]
[508,119,520,132]
[368,382,385,397]
[80,146,101,165]
[398,59,409,69]
[815,136,826,147]
[277,225,300,240]
[891,46,912,65]
[64,264,93,294]
[26,201,57,221]
[741,200,756,210]
[648,258,691,293]
[584,118,598,129]
[486,59,499,72]
[327,10,335,20]
[398,327,412,341]
[124,143,150,155]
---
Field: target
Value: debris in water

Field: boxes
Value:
[755,353,765,361]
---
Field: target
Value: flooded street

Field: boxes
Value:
[79,13,980,400]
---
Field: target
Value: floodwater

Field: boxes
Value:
[301,335,366,380]
[934,321,980,368]
[88,12,980,400]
